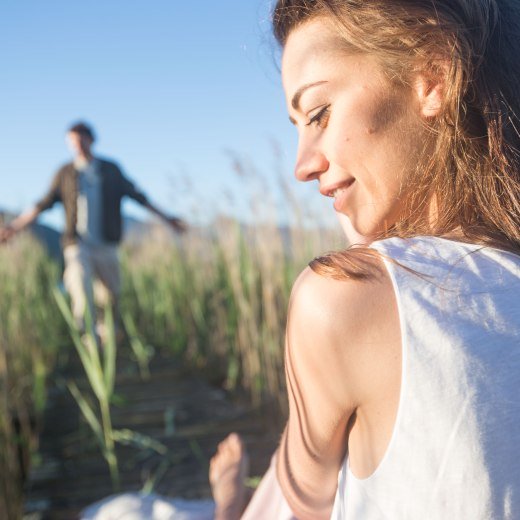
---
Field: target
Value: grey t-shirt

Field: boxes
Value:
[75,157,104,245]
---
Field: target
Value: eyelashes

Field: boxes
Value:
[306,104,331,128]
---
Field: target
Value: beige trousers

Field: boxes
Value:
[63,242,120,331]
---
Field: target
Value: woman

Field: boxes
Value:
[211,1,520,519]
[85,1,520,518]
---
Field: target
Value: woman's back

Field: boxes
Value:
[332,236,520,519]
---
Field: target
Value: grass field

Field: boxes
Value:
[0,202,345,517]
[0,234,67,518]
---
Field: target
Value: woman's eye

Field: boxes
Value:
[306,104,331,128]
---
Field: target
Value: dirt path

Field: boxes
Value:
[24,349,283,519]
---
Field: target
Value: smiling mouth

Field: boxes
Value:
[321,179,355,198]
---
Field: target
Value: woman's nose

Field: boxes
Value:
[294,140,329,182]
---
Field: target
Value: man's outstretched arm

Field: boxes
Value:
[119,169,187,233]
[1,168,62,243]
[143,200,187,233]
[0,206,41,243]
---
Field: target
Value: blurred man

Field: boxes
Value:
[0,121,186,336]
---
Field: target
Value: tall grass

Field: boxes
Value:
[122,216,343,409]
[54,291,121,490]
[0,234,66,519]
[55,294,171,492]
[122,151,345,407]
[1,157,346,516]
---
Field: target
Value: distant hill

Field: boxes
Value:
[122,215,157,244]
[29,222,62,262]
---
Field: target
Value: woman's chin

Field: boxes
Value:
[336,213,372,245]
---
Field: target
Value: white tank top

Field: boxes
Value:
[331,236,520,520]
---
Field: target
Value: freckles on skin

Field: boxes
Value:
[334,88,410,164]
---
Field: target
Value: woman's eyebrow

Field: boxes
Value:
[291,81,328,110]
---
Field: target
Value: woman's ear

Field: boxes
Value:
[413,63,447,119]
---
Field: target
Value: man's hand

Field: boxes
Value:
[0,208,40,243]
[143,201,187,234]
[167,216,187,234]
[0,224,16,243]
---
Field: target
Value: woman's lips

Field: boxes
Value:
[321,179,355,213]
[333,183,354,212]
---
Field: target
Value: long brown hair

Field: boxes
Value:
[273,0,520,278]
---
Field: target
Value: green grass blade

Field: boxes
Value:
[102,305,116,397]
[122,312,152,380]
[141,458,171,495]
[112,428,168,455]
[67,381,104,448]
[53,289,108,402]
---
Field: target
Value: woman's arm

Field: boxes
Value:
[276,262,389,519]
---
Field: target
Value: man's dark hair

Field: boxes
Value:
[68,121,96,142]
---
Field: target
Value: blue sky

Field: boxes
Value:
[1,0,334,229]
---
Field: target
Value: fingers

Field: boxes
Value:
[0,225,15,243]
[170,218,188,233]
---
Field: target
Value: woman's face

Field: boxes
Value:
[282,18,427,238]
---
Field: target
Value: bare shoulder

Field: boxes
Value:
[289,253,395,340]
[287,252,400,406]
